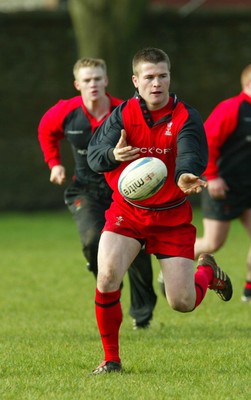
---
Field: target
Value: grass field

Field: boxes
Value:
[1,209,251,399]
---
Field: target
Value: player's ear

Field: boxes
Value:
[132,75,138,89]
[104,76,109,88]
[74,80,80,91]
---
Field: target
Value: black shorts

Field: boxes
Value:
[201,187,251,221]
[63,180,112,249]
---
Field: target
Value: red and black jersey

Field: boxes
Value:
[87,93,208,208]
[38,94,123,185]
[204,91,251,189]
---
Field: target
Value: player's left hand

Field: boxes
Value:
[177,173,207,194]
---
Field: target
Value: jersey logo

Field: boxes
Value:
[77,149,88,155]
[164,122,173,136]
[115,216,124,226]
[140,147,172,155]
[66,130,83,134]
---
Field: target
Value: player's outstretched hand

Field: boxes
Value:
[113,129,140,162]
[177,173,207,195]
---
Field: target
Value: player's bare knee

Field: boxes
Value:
[168,297,194,313]
[97,268,119,292]
[202,238,225,253]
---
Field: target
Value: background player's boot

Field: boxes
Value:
[92,361,122,375]
[241,283,251,302]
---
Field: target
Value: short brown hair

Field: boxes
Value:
[73,57,107,79]
[132,47,171,75]
[240,64,251,88]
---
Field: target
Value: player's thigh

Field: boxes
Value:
[202,218,230,247]
[98,231,142,279]
[160,257,195,299]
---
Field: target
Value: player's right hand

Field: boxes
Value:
[50,165,66,185]
[113,129,140,162]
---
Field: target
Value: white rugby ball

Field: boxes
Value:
[118,157,167,201]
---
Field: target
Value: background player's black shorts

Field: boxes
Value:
[201,187,251,221]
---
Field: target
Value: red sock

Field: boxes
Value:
[95,288,122,363]
[193,265,214,309]
[245,281,251,289]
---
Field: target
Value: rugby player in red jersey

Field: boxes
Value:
[87,47,233,375]
[194,64,251,303]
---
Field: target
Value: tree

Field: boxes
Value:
[68,0,149,96]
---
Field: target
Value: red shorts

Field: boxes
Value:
[103,199,196,259]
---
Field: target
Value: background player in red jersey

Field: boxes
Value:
[87,47,233,375]
[194,64,251,302]
[38,57,157,330]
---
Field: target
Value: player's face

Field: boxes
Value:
[132,62,170,110]
[74,66,108,101]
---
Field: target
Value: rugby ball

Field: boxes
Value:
[118,157,167,201]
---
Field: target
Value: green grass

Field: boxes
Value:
[1,209,251,399]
